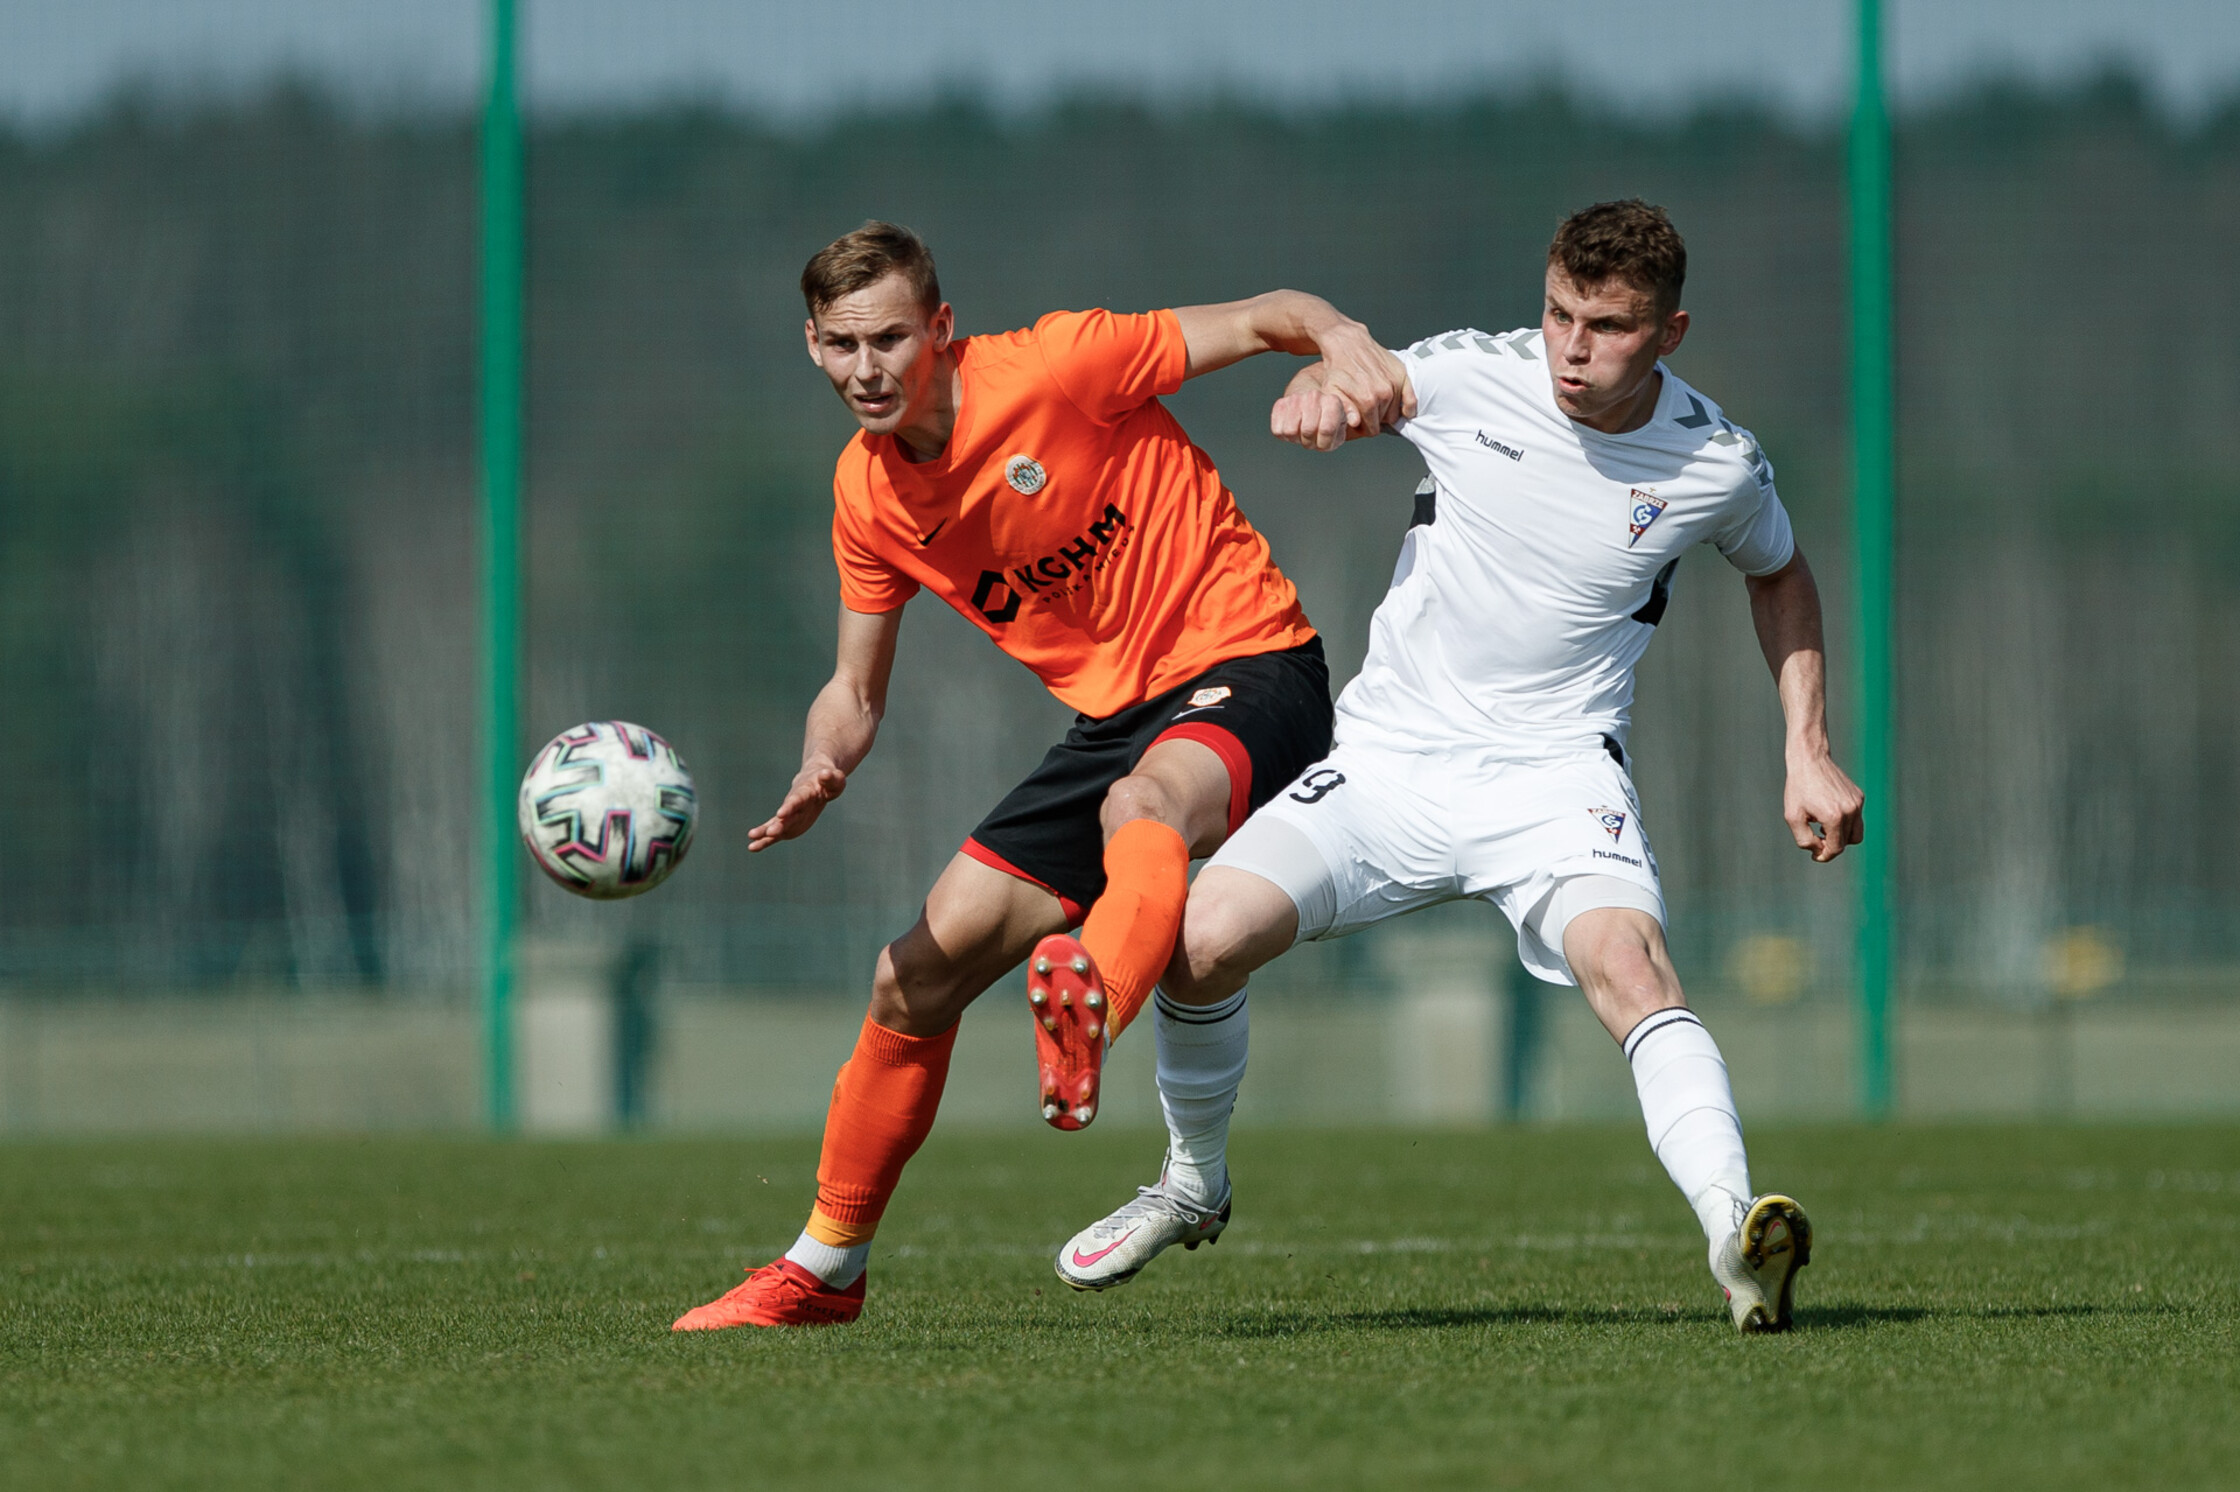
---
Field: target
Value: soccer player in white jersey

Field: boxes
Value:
[1053,200,1864,1332]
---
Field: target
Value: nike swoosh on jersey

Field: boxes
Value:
[1071,1230,1139,1268]
[1167,705,1228,720]
[917,518,949,546]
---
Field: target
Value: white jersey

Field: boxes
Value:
[1332,327,1795,759]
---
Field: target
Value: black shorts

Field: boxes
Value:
[963,638,1333,923]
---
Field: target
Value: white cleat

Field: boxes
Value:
[1054,1173,1231,1292]
[1711,1194,1812,1333]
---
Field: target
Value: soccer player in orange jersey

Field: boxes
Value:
[672,222,1406,1329]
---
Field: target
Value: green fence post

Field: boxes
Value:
[1503,963,1544,1122]
[480,0,523,1131]
[1850,0,1895,1119]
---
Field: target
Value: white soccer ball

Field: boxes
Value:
[517,721,699,899]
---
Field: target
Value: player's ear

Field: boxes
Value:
[930,302,954,350]
[805,316,825,366]
[1659,308,1690,357]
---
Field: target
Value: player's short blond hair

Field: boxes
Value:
[801,220,943,319]
[1548,200,1687,317]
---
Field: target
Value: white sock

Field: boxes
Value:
[1624,1009,1752,1250]
[784,1231,870,1289]
[1153,985,1248,1208]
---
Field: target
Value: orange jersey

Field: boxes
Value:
[829,309,1315,719]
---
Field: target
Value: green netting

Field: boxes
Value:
[1,79,2236,1032]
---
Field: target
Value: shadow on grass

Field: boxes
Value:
[1203,1304,1726,1337]
[1791,1305,1929,1331]
[1809,1301,2187,1328]
[1195,1299,2176,1338]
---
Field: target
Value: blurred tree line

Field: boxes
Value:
[0,77,2234,998]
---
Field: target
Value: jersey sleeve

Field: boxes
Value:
[831,477,919,613]
[1392,328,1527,446]
[1710,453,1796,577]
[1033,308,1190,423]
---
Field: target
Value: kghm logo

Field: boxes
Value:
[1626,488,1668,547]
[971,502,1133,625]
[971,569,1021,624]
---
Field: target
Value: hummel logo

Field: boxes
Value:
[1474,430,1524,462]
[917,517,949,546]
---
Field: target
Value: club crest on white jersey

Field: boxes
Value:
[1591,807,1628,842]
[1626,489,1668,546]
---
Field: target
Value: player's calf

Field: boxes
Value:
[1162,866,1298,1003]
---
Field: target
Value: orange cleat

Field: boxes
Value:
[1027,932,1107,1130]
[670,1259,865,1331]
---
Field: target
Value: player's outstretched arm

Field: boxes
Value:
[1173,292,1411,432]
[1270,356,1414,451]
[1745,550,1865,863]
[748,605,901,852]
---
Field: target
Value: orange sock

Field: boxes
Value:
[1081,818,1190,1044]
[803,1015,957,1248]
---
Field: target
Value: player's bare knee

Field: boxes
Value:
[1160,929,1226,1003]
[1099,773,1177,836]
[870,938,969,1035]
[1574,933,1683,1034]
[1608,944,1676,1004]
[1576,933,1640,989]
[1160,949,1245,1006]
[1161,896,1257,1004]
[865,945,923,1030]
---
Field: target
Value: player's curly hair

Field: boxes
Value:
[802,220,943,318]
[1548,200,1686,316]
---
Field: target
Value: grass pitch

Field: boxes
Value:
[3,1124,2235,1490]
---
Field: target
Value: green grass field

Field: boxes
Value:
[3,1124,2236,1490]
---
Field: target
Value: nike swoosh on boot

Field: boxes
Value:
[1071,1229,1139,1268]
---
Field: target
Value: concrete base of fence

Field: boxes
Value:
[0,986,2232,1132]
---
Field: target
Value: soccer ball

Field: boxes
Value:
[517,721,698,899]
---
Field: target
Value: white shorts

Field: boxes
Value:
[1206,738,1666,986]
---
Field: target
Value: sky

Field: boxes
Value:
[5,0,2238,126]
